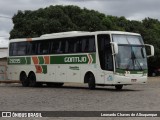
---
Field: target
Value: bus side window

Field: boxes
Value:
[98,34,113,71]
[68,38,77,53]
[81,36,95,53]
[88,37,95,52]
[9,43,14,56]
[12,43,18,56]
[51,40,61,54]
[84,39,89,52]
[29,41,37,55]
[59,39,67,54]
[26,42,31,55]
[65,40,69,53]
[39,41,50,55]
[17,42,27,56]
[81,38,86,52]
[65,37,82,53]
[75,37,82,53]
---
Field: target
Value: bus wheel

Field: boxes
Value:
[115,85,123,90]
[88,73,96,90]
[20,72,29,87]
[28,73,37,87]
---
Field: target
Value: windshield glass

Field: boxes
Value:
[113,34,144,45]
[112,34,147,71]
[116,45,147,70]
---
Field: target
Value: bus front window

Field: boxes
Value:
[112,34,148,71]
[116,45,147,70]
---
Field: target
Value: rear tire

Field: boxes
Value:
[20,72,29,87]
[88,73,96,90]
[115,85,123,90]
[28,73,37,87]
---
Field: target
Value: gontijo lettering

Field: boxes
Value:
[64,57,87,63]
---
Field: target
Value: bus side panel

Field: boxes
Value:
[67,64,81,83]
[35,64,56,82]
[55,65,67,82]
[36,64,80,83]
[7,65,34,80]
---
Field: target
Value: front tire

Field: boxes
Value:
[88,74,96,90]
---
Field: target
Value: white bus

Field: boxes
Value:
[7,31,154,90]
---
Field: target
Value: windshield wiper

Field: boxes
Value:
[126,47,143,70]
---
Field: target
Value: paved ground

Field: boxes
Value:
[0,77,160,120]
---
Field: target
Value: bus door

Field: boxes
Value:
[97,34,114,84]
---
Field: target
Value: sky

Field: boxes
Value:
[0,0,160,47]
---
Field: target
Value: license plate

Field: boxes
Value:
[131,79,137,82]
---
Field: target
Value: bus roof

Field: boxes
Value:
[10,31,141,43]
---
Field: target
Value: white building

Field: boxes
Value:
[0,47,8,63]
[0,37,8,64]
[0,38,8,80]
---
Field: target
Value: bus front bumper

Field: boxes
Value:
[105,74,148,85]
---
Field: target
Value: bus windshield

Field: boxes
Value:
[112,34,147,71]
[116,45,147,70]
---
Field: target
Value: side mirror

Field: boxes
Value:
[110,42,118,55]
[145,44,154,57]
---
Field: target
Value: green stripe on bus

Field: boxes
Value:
[41,65,47,74]
[8,57,31,65]
[38,56,44,64]
[8,53,96,65]
[50,54,96,64]
[26,57,31,64]
[91,53,96,63]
